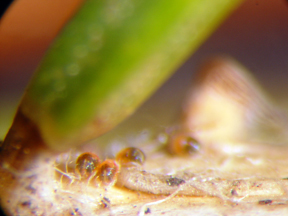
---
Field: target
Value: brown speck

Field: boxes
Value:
[145,208,151,214]
[231,189,238,196]
[166,177,185,186]
[28,175,37,180]
[25,185,36,194]
[282,177,288,180]
[259,199,273,205]
[103,197,110,203]
[101,197,111,208]
[71,208,82,216]
[101,201,108,208]
[21,201,31,207]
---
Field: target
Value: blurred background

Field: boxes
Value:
[0,0,288,141]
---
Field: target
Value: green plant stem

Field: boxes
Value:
[20,0,243,151]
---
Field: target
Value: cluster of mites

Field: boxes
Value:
[74,133,200,187]
[75,147,146,187]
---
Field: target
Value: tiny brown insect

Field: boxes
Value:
[96,159,120,187]
[168,133,200,155]
[75,152,101,180]
[116,147,146,167]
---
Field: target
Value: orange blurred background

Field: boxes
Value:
[0,0,84,95]
[0,0,288,138]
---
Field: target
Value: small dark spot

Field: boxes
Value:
[101,201,108,208]
[231,189,238,196]
[25,186,36,194]
[259,199,273,205]
[101,197,111,208]
[275,202,286,205]
[145,208,151,214]
[71,208,82,216]
[27,175,37,180]
[21,201,31,207]
[166,177,185,186]
[282,177,288,180]
[103,197,110,203]
[252,182,262,188]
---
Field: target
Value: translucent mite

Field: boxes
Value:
[116,147,145,167]
[168,133,200,155]
[96,159,120,187]
[75,152,101,180]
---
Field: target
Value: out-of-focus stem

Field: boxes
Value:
[20,0,243,151]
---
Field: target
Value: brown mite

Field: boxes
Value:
[116,147,146,167]
[96,159,120,187]
[168,133,200,155]
[75,152,101,180]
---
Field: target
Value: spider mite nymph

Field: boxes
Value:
[75,152,101,181]
[95,147,146,186]
[167,132,201,156]
[96,159,120,187]
[116,147,146,167]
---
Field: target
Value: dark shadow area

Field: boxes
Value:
[0,0,13,19]
[0,207,6,216]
